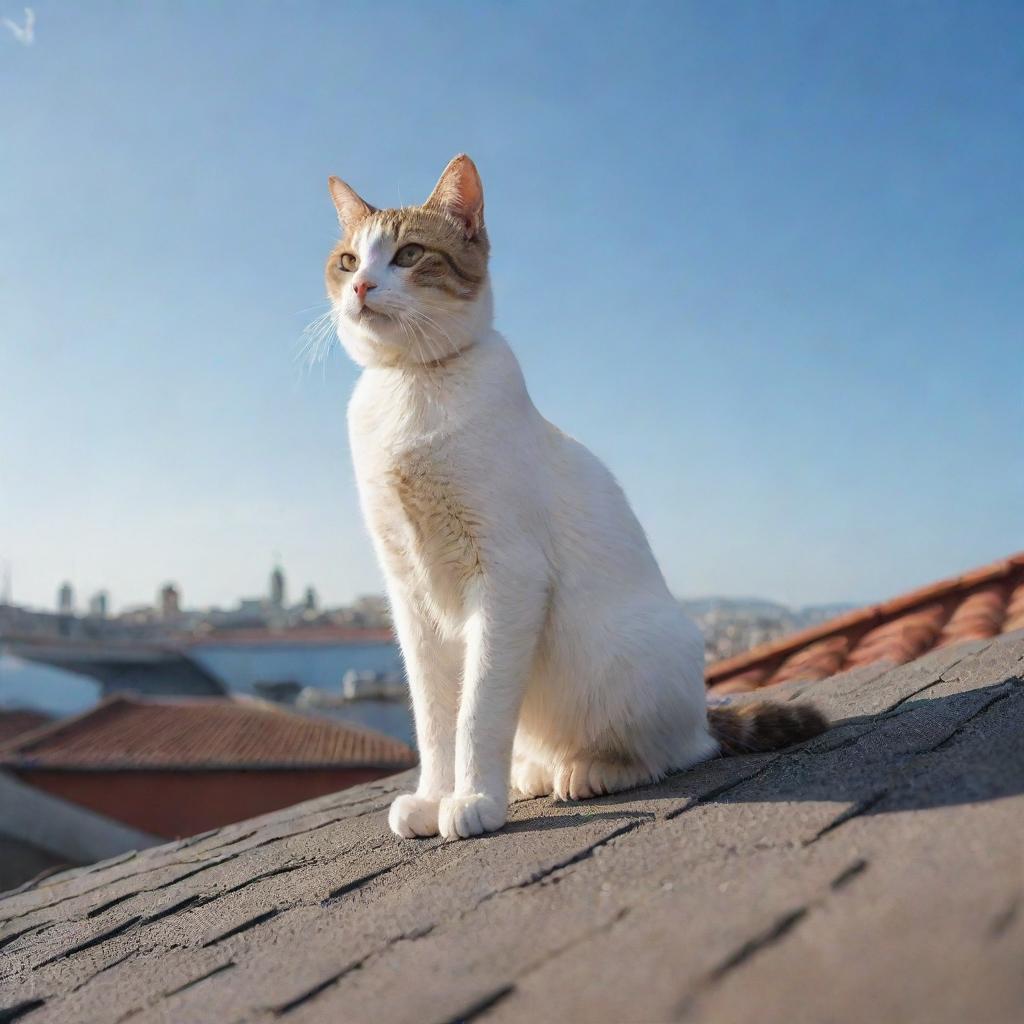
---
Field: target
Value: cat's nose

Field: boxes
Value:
[353,280,377,302]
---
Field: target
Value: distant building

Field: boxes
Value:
[303,586,318,612]
[57,581,74,615]
[88,591,109,619]
[270,565,286,609]
[341,669,407,701]
[350,594,392,629]
[0,695,416,837]
[159,583,181,619]
[6,636,226,698]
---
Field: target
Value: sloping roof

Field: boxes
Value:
[1,630,1021,1024]
[5,637,227,696]
[706,551,1024,694]
[0,696,415,771]
[0,709,52,748]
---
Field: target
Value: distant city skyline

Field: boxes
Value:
[3,3,1022,612]
[0,553,998,621]
[28,561,309,616]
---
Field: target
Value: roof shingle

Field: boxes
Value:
[2,630,1022,1024]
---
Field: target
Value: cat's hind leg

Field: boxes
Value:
[552,759,658,802]
[511,753,553,801]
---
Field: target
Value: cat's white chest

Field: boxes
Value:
[350,393,482,621]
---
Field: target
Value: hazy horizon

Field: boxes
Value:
[6,570,865,619]
[3,2,1022,614]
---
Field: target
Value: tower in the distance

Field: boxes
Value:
[270,564,286,609]
[159,583,181,619]
[58,581,74,615]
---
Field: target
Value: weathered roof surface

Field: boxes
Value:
[0,696,415,771]
[707,551,1024,693]
[1,630,1022,1024]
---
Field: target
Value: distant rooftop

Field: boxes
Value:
[707,551,1024,693]
[0,696,415,771]
[1,629,1021,1023]
[0,709,52,748]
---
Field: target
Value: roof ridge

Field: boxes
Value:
[0,694,133,755]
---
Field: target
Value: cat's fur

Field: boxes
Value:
[324,155,827,840]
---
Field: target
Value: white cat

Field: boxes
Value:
[323,155,825,840]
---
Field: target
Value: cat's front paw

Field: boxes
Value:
[389,793,441,838]
[438,793,507,840]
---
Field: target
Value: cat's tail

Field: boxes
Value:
[708,700,828,755]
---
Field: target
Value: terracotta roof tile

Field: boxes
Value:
[706,551,1024,691]
[706,668,767,697]
[770,635,850,685]
[845,603,949,668]
[0,696,416,771]
[1004,580,1024,632]
[0,709,53,748]
[936,584,1008,647]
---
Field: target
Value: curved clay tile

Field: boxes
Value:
[1003,580,1024,632]
[704,554,1024,692]
[937,584,1009,647]
[768,636,850,685]
[706,668,768,696]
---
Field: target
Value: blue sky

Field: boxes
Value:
[1,1,1021,613]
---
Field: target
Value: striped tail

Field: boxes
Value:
[708,701,828,755]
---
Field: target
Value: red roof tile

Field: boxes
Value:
[706,552,1024,694]
[0,696,415,770]
[0,709,53,748]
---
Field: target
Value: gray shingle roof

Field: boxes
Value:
[1,630,1022,1024]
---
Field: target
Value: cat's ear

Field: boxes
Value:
[328,176,375,229]
[424,154,484,239]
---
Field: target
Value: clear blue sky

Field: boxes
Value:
[2,1,1021,613]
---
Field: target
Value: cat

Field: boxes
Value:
[323,154,827,840]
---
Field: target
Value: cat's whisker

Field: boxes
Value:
[393,306,428,359]
[405,307,456,363]
[297,307,341,375]
[400,310,433,361]
[402,312,436,366]
[395,311,419,360]
[406,311,445,364]
[295,300,331,316]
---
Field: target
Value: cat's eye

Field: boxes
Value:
[392,244,424,268]
[339,253,358,272]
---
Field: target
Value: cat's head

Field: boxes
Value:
[325,154,492,368]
